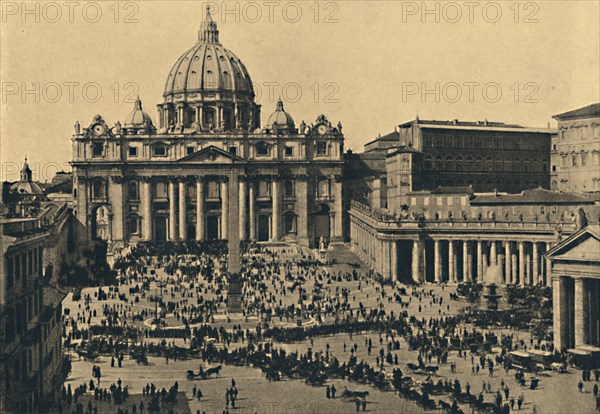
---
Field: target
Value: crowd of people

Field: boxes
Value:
[60,241,600,414]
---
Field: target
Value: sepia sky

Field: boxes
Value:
[1,1,599,181]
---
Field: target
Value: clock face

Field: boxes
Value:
[317,124,328,135]
[92,124,106,136]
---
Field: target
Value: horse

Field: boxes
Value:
[205,365,222,377]
[341,389,369,399]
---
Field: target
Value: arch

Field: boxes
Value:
[455,156,463,171]
[90,204,111,241]
[424,156,432,170]
[434,156,442,170]
[466,156,473,171]
[445,155,454,170]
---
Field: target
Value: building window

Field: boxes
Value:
[572,153,577,166]
[92,143,104,157]
[152,145,167,157]
[92,179,106,200]
[486,157,493,172]
[317,179,331,197]
[424,156,432,170]
[258,181,271,197]
[316,142,327,156]
[256,142,269,156]
[455,156,463,170]
[187,146,195,155]
[446,156,454,170]
[128,146,138,157]
[128,217,140,236]
[228,146,237,156]
[466,157,473,171]
[129,181,139,200]
[475,157,483,170]
[581,153,587,166]
[284,180,295,197]
[434,156,442,170]
[561,156,567,167]
[285,146,294,157]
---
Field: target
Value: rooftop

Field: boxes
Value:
[553,103,600,120]
[399,119,554,134]
[471,188,597,204]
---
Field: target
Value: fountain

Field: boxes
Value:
[482,263,504,311]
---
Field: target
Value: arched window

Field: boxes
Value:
[485,156,493,172]
[466,157,473,171]
[524,158,531,172]
[514,158,521,171]
[424,156,432,170]
[495,157,502,171]
[434,156,442,170]
[504,158,512,171]
[127,215,140,236]
[475,157,483,170]
[446,156,454,170]
[456,156,463,171]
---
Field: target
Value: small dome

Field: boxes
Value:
[9,158,43,195]
[265,99,295,132]
[124,97,155,129]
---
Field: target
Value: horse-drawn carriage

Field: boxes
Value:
[186,364,222,380]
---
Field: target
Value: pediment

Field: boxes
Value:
[547,226,600,262]
[178,145,244,164]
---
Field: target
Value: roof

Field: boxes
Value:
[546,225,600,263]
[385,146,421,157]
[553,103,600,120]
[399,119,553,134]
[363,130,400,148]
[471,188,596,205]
[431,186,474,195]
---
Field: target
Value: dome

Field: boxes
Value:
[265,99,295,132]
[9,158,43,196]
[124,97,155,129]
[163,7,255,102]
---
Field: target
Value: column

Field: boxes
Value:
[525,252,531,285]
[434,240,441,283]
[412,240,422,283]
[179,180,187,241]
[504,241,511,284]
[574,278,589,347]
[532,242,539,285]
[462,241,469,282]
[239,179,247,241]
[109,178,124,242]
[169,180,177,241]
[221,179,229,239]
[490,241,497,266]
[511,248,518,285]
[196,179,204,241]
[381,240,391,278]
[390,241,398,282]
[141,180,152,241]
[467,241,473,281]
[553,276,570,350]
[477,241,484,283]
[545,242,553,287]
[518,241,525,286]
[333,179,343,241]
[271,179,281,241]
[296,178,309,247]
[249,181,256,240]
[448,241,455,282]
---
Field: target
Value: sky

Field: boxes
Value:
[1,0,599,182]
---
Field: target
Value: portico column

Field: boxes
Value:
[462,241,469,282]
[141,179,152,241]
[412,239,422,283]
[249,181,256,240]
[221,179,229,239]
[271,179,281,241]
[448,241,455,282]
[296,178,309,247]
[574,278,590,347]
[504,241,511,284]
[511,247,518,285]
[390,241,398,282]
[545,242,553,287]
[532,242,539,285]
[477,241,484,283]
[196,179,204,240]
[553,275,570,350]
[434,240,441,283]
[169,180,177,241]
[239,179,247,241]
[518,241,525,286]
[179,180,187,241]
[467,241,473,281]
[525,251,531,285]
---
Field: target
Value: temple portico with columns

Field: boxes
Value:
[547,225,600,351]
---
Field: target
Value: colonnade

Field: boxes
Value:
[350,220,554,286]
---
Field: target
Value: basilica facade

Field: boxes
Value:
[71,9,344,249]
